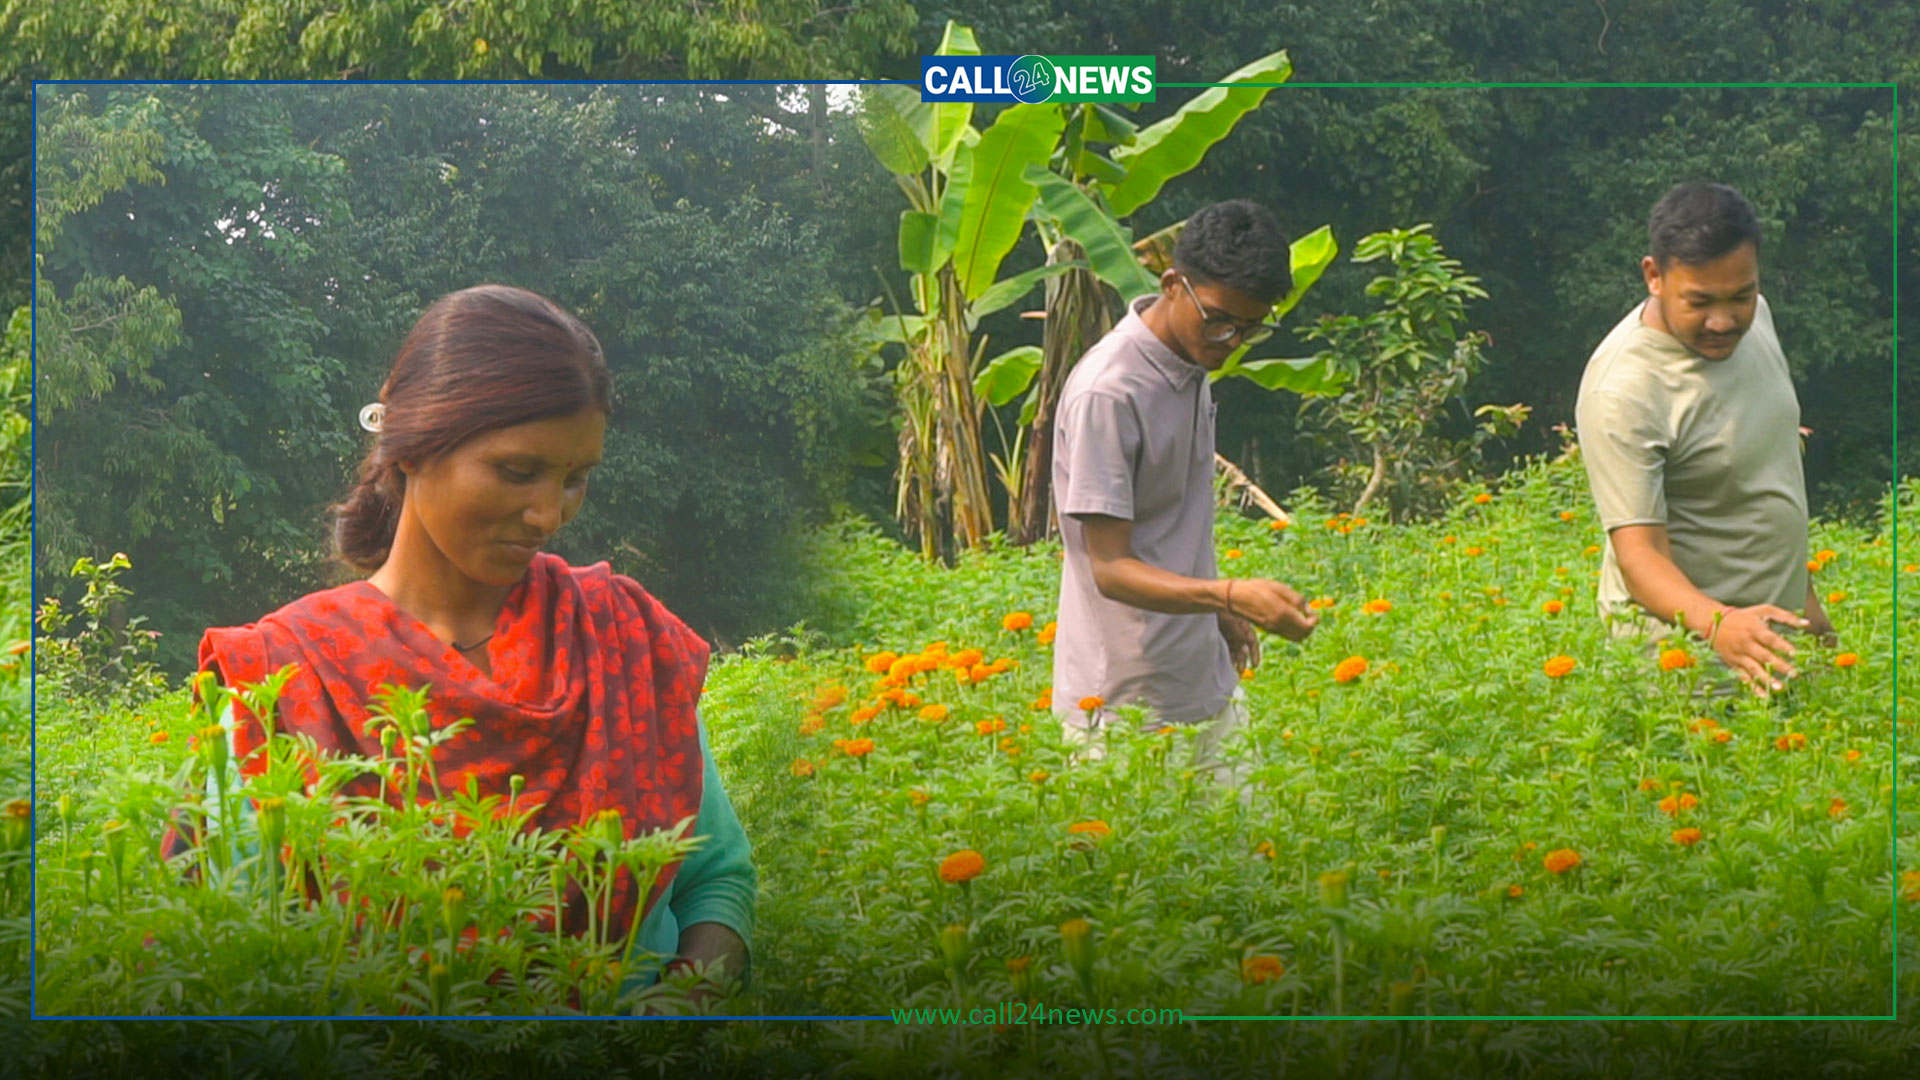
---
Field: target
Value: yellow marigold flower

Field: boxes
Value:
[1775,732,1807,752]
[1671,827,1703,846]
[1542,655,1576,679]
[1658,648,1694,672]
[1474,493,1492,505]
[1833,653,1858,668]
[976,717,1007,736]
[1241,954,1285,984]
[1333,656,1369,684]
[1542,848,1581,874]
[789,758,814,777]
[918,703,950,723]
[1066,820,1112,838]
[1077,696,1104,712]
[939,849,984,884]
[1003,611,1033,632]
[865,650,899,674]
[1361,598,1392,614]
[1542,600,1564,615]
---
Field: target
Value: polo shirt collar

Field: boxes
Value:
[1120,295,1206,390]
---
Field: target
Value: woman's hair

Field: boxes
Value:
[332,284,612,572]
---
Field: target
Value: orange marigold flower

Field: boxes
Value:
[1241,954,1285,984]
[1474,493,1493,505]
[1712,729,1732,744]
[1268,519,1289,531]
[1361,598,1392,614]
[1845,748,1862,763]
[1253,840,1276,860]
[1658,792,1698,816]
[1814,548,1837,564]
[1003,611,1033,632]
[1464,546,1485,557]
[1833,653,1858,668]
[939,849,985,884]
[1067,820,1112,838]
[900,692,923,709]
[949,648,984,670]
[1037,621,1057,646]
[149,731,170,746]
[865,650,899,674]
[1905,564,1920,574]
[918,703,950,723]
[1333,656,1369,684]
[976,717,1007,736]
[810,684,848,712]
[1225,549,1243,559]
[798,716,826,736]
[1507,884,1525,898]
[1806,559,1822,573]
[1584,544,1601,556]
[888,656,918,681]
[912,655,942,674]
[969,663,992,683]
[1899,871,1920,903]
[1077,696,1104,712]
[1542,848,1581,874]
[1828,798,1848,819]
[1542,600,1564,615]
[1658,648,1695,672]
[1441,535,1458,545]
[1671,827,1703,846]
[1826,591,1846,605]
[1308,597,1337,611]
[909,788,931,807]
[1639,777,1661,792]
[1542,655,1577,679]
[850,705,881,725]
[1688,716,1720,733]
[1558,510,1576,522]
[1032,689,1053,711]
[1775,732,1808,752]
[789,758,815,778]
[1028,769,1049,784]
[836,737,875,758]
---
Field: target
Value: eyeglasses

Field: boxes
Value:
[1179,276,1281,347]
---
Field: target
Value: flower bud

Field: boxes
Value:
[1,799,30,853]
[442,883,469,941]
[938,923,970,971]
[1060,917,1095,989]
[256,797,287,858]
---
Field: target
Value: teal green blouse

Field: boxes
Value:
[209,704,755,995]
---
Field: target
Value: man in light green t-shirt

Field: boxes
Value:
[1575,182,1834,697]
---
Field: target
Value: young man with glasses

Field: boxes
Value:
[1050,199,1318,789]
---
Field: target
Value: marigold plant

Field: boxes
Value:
[1542,848,1581,874]
[1241,954,1285,984]
[1333,656,1369,684]
[1671,827,1703,847]
[1542,655,1576,678]
[938,849,985,884]
[1658,648,1694,672]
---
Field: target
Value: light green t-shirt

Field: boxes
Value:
[1574,295,1810,637]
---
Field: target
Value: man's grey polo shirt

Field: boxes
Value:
[1051,295,1234,726]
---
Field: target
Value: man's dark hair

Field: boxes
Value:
[1172,199,1292,301]
[1647,182,1762,267]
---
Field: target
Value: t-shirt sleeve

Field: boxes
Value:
[1576,384,1669,531]
[1056,389,1141,521]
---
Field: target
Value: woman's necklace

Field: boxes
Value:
[453,633,494,653]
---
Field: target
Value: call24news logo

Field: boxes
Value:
[920,55,1156,103]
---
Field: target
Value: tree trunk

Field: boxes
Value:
[1011,239,1117,545]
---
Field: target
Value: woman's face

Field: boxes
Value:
[398,408,607,587]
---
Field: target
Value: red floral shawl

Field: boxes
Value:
[197,552,708,939]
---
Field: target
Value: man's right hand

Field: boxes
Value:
[1710,604,1809,696]
[1230,578,1319,642]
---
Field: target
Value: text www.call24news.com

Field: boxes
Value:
[889,1002,1184,1026]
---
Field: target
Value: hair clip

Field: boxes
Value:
[358,402,386,433]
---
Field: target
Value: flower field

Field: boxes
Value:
[24,456,1920,1072]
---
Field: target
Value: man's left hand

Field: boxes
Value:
[1219,613,1260,672]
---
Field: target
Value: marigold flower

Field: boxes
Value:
[1037,621,1057,646]
[1253,840,1276,860]
[1268,519,1289,531]
[1241,954,1285,984]
[912,655,942,675]
[1658,792,1698,816]
[1584,544,1601,556]
[836,737,876,758]
[918,704,949,723]
[1906,564,1919,574]
[1845,748,1862,763]
[1901,870,1920,904]
[789,758,814,778]
[1806,559,1821,573]
[1067,820,1112,838]
[799,716,826,736]
[1826,591,1846,605]
[1077,696,1104,712]
[1542,600,1564,615]
[1833,653,1858,668]
[1558,510,1576,522]
[1308,597,1337,611]
[1441,535,1458,545]
[1031,689,1053,711]
[1464,546,1485,557]
[909,789,931,806]
[1658,648,1695,672]
[939,849,985,884]
[1671,827,1703,846]
[1474,493,1492,505]
[888,656,917,682]
[1361,598,1392,615]
[1225,549,1243,560]
[1688,716,1720,733]
[976,717,1007,736]
[810,684,848,712]
[1542,848,1581,874]
[900,692,923,709]
[1542,655,1576,679]
[1333,656,1369,684]
[1003,611,1033,632]
[1712,729,1732,744]
[1028,769,1049,784]
[149,731,170,746]
[1639,777,1661,792]
[865,650,899,674]
[1828,798,1848,819]
[1814,548,1836,564]
[1775,732,1807,751]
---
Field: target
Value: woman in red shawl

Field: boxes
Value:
[196,284,752,999]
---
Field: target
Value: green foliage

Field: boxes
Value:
[1298,226,1518,520]
[33,552,167,707]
